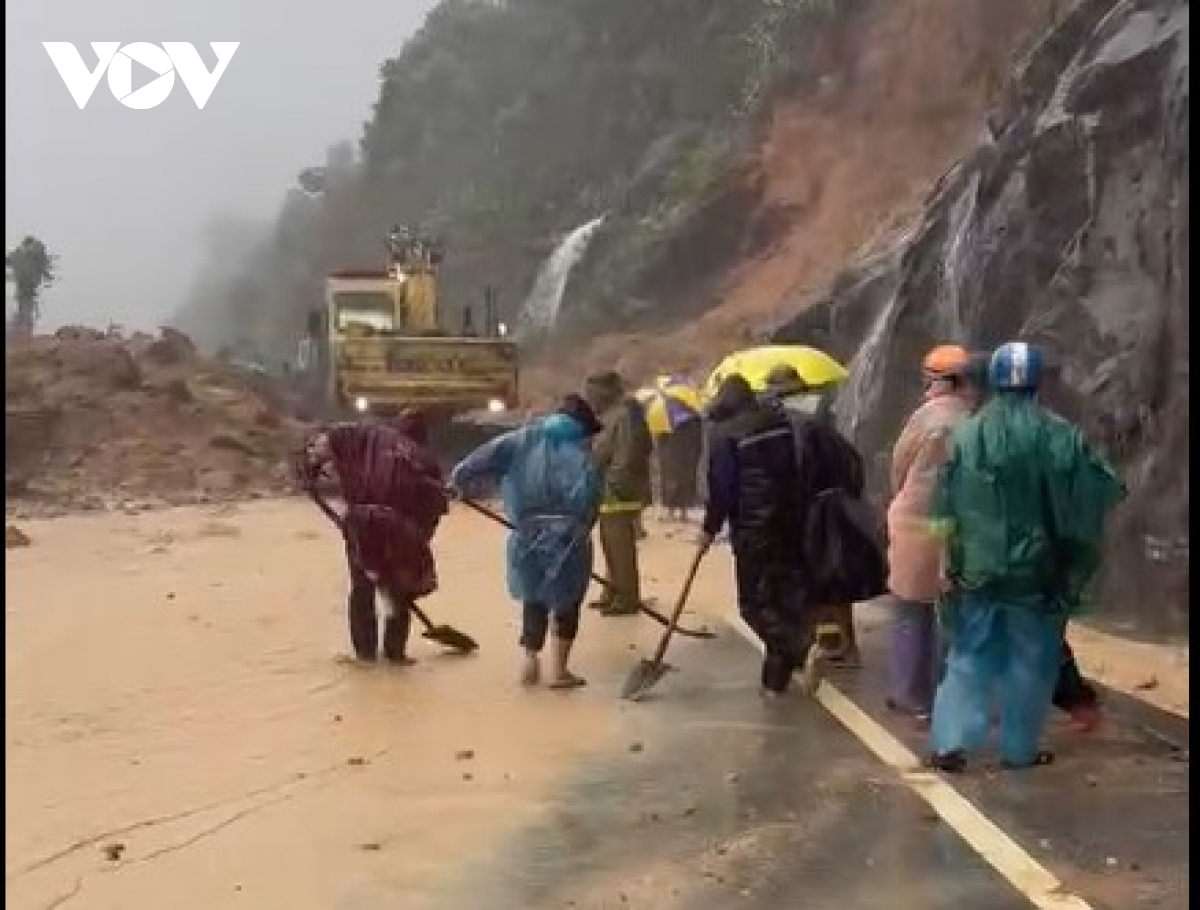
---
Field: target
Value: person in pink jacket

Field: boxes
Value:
[885,345,985,725]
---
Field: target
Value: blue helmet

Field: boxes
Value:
[988,342,1043,391]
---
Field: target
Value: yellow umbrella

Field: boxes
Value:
[636,377,703,436]
[704,345,848,399]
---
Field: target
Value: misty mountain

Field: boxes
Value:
[172,0,850,358]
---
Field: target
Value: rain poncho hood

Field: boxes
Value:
[931,394,1126,613]
[451,416,601,606]
[305,422,447,596]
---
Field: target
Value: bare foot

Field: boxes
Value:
[520,655,541,687]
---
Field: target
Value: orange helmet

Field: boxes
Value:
[922,344,970,381]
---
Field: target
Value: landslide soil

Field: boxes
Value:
[5,329,306,516]
[523,0,1066,399]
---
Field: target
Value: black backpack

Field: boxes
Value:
[788,417,887,604]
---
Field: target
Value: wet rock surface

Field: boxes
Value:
[775,0,1189,636]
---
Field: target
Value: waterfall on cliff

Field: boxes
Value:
[516,215,606,338]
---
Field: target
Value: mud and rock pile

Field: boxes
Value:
[777,0,1189,634]
[5,327,310,515]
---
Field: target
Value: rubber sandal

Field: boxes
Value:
[548,673,587,690]
[600,604,641,617]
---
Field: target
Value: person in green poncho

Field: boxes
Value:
[927,342,1126,772]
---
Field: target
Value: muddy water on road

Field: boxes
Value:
[5,502,724,910]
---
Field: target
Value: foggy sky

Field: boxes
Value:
[5,0,438,332]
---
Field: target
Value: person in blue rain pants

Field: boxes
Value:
[450,394,603,690]
[927,342,1125,772]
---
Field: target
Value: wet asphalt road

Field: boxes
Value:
[424,621,1188,910]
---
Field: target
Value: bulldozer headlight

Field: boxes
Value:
[487,397,507,414]
[354,396,370,413]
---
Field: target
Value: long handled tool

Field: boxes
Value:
[620,547,706,701]
[458,497,716,640]
[309,491,479,654]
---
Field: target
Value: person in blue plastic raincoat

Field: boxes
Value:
[450,395,603,690]
[927,342,1126,772]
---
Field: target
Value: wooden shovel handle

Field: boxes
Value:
[649,547,706,665]
[458,496,717,640]
[309,490,438,632]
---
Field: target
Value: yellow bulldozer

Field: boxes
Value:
[300,227,519,420]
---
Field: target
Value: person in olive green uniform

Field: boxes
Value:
[585,372,654,616]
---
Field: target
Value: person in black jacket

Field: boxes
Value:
[699,374,824,696]
[760,364,870,666]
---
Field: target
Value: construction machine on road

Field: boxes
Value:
[298,227,519,423]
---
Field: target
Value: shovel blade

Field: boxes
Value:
[422,626,479,654]
[620,659,671,701]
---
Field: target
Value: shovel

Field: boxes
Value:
[308,491,479,654]
[458,496,716,640]
[406,602,479,655]
[620,546,706,701]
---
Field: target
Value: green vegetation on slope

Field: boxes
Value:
[175,0,849,360]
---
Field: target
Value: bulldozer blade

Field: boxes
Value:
[421,625,479,654]
[620,659,674,701]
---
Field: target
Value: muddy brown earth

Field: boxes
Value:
[5,501,1188,909]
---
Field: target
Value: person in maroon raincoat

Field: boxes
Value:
[299,408,448,663]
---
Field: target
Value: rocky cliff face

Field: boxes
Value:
[775,0,1189,635]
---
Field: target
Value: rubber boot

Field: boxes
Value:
[547,636,586,690]
[348,580,378,661]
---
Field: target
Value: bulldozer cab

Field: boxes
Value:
[324,228,445,335]
[330,275,438,337]
[308,229,518,417]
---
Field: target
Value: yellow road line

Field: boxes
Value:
[729,617,1095,910]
